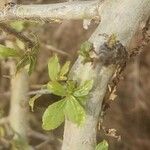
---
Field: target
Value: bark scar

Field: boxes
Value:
[93,34,128,67]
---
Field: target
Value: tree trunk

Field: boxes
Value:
[62,0,150,150]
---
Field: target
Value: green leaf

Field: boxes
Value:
[59,61,70,80]
[74,80,93,97]
[78,41,93,63]
[95,140,109,150]
[0,44,20,58]
[47,81,66,96]
[42,99,66,130]
[48,55,60,81]
[66,80,76,94]
[16,55,29,73]
[29,94,42,112]
[10,21,25,32]
[77,96,87,106]
[28,56,37,75]
[80,41,93,52]
[0,126,5,137]
[64,96,85,125]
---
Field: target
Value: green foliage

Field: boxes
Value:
[29,85,47,111]
[74,80,93,97]
[16,41,39,75]
[42,99,66,130]
[41,55,94,130]
[10,21,25,32]
[16,53,37,75]
[80,41,93,52]
[0,126,5,137]
[42,95,87,130]
[47,81,66,97]
[78,41,93,63]
[16,54,29,72]
[0,24,39,75]
[64,96,85,125]
[59,61,70,81]
[95,140,109,150]
[0,44,20,58]
[28,55,36,75]
[66,80,76,94]
[48,55,70,81]
[29,94,42,112]
[48,54,60,81]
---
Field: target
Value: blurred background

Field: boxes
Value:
[0,0,150,149]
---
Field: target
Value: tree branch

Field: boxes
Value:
[62,0,150,149]
[0,1,100,22]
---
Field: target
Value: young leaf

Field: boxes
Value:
[42,99,66,130]
[16,55,29,73]
[0,126,5,137]
[64,96,85,125]
[78,41,94,63]
[47,81,66,96]
[59,61,70,80]
[28,56,37,75]
[77,96,87,106]
[0,44,20,58]
[29,94,42,112]
[66,80,76,94]
[73,80,93,97]
[48,55,60,81]
[10,21,25,32]
[80,41,93,52]
[95,140,109,150]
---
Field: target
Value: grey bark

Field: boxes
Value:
[62,0,150,150]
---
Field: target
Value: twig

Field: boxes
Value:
[0,1,100,22]
[35,139,51,149]
[0,22,34,48]
[28,89,50,95]
[44,44,71,57]
[0,89,50,97]
[28,129,51,141]
[28,129,61,150]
